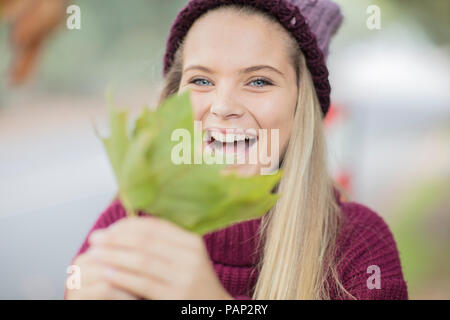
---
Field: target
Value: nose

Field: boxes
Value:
[210,90,244,120]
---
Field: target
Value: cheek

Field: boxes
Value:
[267,118,293,157]
[189,93,209,121]
[250,95,294,133]
[279,118,294,152]
[249,95,295,155]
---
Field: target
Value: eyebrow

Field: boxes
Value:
[183,64,285,77]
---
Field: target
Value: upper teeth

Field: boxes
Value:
[208,131,256,143]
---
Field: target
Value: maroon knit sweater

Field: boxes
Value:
[68,191,408,300]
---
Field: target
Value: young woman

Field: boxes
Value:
[65,0,408,300]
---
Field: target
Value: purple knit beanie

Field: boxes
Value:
[163,0,343,118]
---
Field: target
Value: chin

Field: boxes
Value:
[222,163,261,177]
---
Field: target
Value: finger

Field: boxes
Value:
[102,266,168,300]
[121,217,201,248]
[91,216,201,250]
[67,281,137,300]
[90,231,196,270]
[112,216,200,247]
[70,253,117,288]
[86,245,174,285]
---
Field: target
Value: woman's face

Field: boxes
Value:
[178,9,298,176]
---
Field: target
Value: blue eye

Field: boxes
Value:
[249,78,273,88]
[190,78,212,86]
[189,77,273,88]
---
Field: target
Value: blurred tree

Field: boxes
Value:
[0,0,65,85]
[0,0,188,91]
[391,176,450,299]
[388,0,450,45]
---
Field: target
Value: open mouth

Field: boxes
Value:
[203,129,258,155]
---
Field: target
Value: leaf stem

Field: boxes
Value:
[120,192,136,217]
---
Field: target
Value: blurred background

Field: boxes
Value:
[0,0,449,299]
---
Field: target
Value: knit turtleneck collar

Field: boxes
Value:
[202,187,342,267]
[202,217,262,267]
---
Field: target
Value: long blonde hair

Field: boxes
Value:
[159,4,351,299]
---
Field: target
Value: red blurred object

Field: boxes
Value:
[324,101,353,202]
[336,171,352,202]
[324,102,340,128]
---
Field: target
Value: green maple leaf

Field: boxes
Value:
[98,89,282,235]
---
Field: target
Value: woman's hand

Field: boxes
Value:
[64,251,137,300]
[83,216,233,300]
